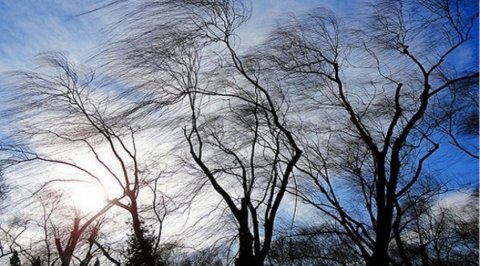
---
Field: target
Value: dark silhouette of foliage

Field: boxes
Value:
[9,250,21,266]
[124,223,161,266]
[31,257,41,266]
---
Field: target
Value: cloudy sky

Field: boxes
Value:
[0,1,101,70]
[1,0,475,78]
[0,1,477,209]
[0,1,477,264]
[0,1,477,202]
[0,0,363,71]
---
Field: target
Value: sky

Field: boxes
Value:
[0,0,476,78]
[0,1,103,71]
[0,0,478,262]
[0,0,477,205]
[0,0,362,72]
[0,0,477,209]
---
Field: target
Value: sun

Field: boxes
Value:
[69,183,111,214]
[58,153,125,214]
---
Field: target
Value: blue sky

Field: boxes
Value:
[0,0,477,197]
[0,1,477,263]
[0,1,360,71]
[0,0,476,69]
[0,1,109,71]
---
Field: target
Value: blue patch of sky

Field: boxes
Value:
[238,0,359,47]
[431,2,478,186]
[0,1,109,72]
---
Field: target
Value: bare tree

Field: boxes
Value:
[104,1,302,265]
[2,53,172,265]
[183,76,301,266]
[0,186,114,266]
[0,217,30,261]
[268,225,363,266]
[262,1,478,265]
[36,191,63,266]
[435,80,479,159]
[412,188,478,266]
[52,210,110,266]
[0,1,476,265]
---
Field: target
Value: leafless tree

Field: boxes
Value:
[435,81,479,159]
[2,53,173,265]
[36,191,63,266]
[104,1,302,265]
[0,0,476,265]
[261,0,478,265]
[0,217,30,261]
[52,210,109,266]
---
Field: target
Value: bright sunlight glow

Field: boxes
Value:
[69,183,110,214]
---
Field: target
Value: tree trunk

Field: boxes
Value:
[236,198,254,265]
[130,199,156,266]
[369,203,394,266]
[56,218,81,266]
[60,249,74,266]
[235,198,265,266]
[419,244,429,266]
[368,156,394,266]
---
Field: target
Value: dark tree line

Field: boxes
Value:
[0,0,478,265]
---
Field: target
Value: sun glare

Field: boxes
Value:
[70,183,110,214]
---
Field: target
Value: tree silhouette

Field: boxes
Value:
[9,250,21,266]
[106,1,302,265]
[0,1,476,265]
[3,53,171,265]
[264,1,478,265]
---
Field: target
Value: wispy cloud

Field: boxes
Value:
[0,1,111,72]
